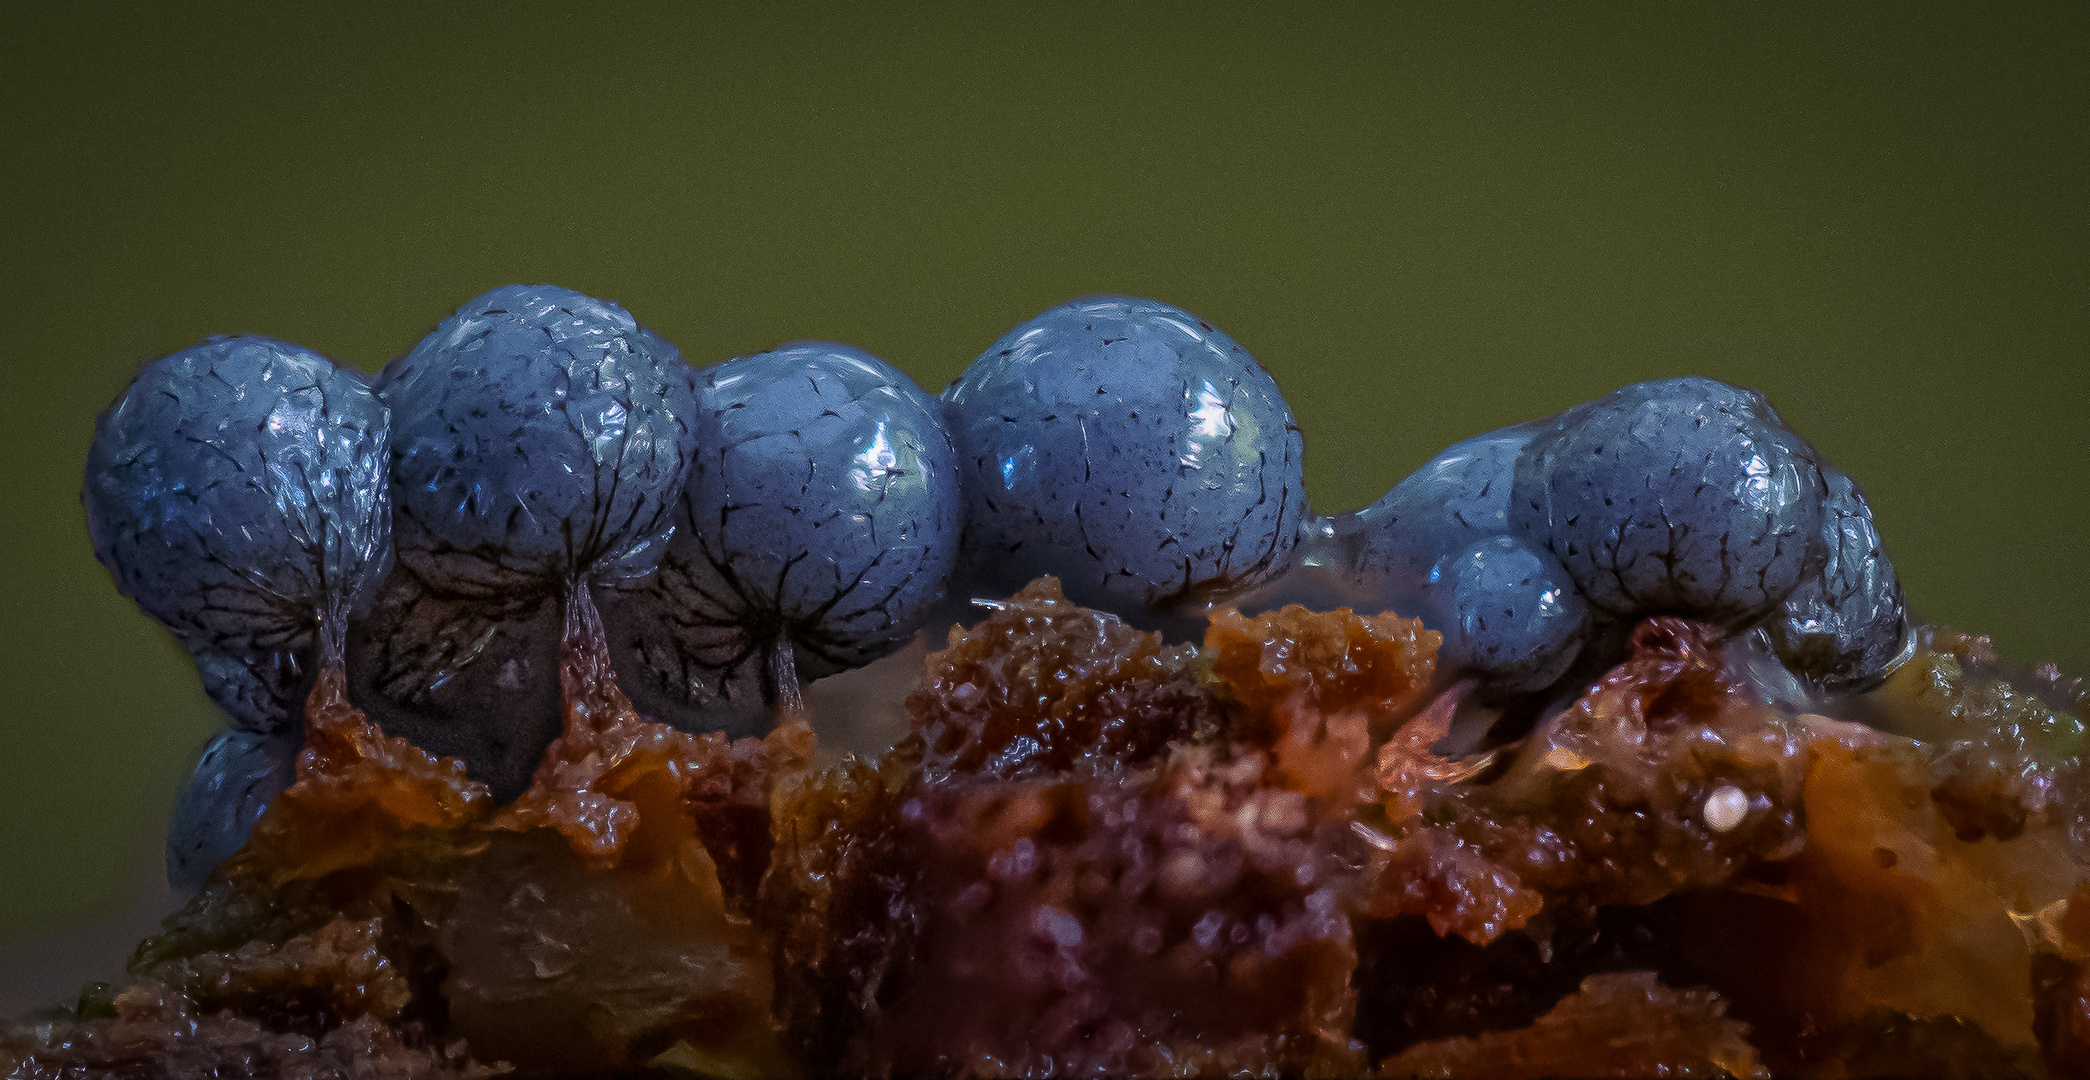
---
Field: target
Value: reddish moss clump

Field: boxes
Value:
[882,759,1356,1075]
[1351,622,2090,1075]
[14,594,813,1080]
[769,752,1365,1077]
[908,577,1220,780]
[14,580,2090,1078]
[763,752,921,1074]
[12,902,485,1078]
[436,594,807,1076]
[138,917,413,1037]
[496,592,814,886]
[1361,618,1813,944]
[768,580,1385,1077]
[1374,972,1767,1080]
[1204,604,1437,809]
[1205,603,1438,729]
[0,985,493,1080]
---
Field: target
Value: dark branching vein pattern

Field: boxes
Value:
[1512,377,1826,628]
[1767,463,1912,691]
[1283,374,1905,698]
[85,335,391,732]
[943,296,1306,631]
[604,341,961,734]
[349,284,697,791]
[85,334,389,883]
[77,287,1932,896]
[376,284,695,599]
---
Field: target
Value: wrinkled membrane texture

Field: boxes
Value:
[355,285,697,789]
[1768,462,1912,691]
[606,342,963,732]
[1314,422,1589,693]
[1425,534,1588,694]
[184,637,313,735]
[377,284,698,594]
[1344,422,1543,602]
[56,304,2076,1077]
[1263,378,1896,699]
[166,727,303,890]
[346,572,566,800]
[1511,376,1828,629]
[83,335,391,730]
[944,295,1306,625]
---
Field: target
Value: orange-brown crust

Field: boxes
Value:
[8,583,2087,1078]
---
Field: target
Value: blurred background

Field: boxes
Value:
[2,2,2084,999]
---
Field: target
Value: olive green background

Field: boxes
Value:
[2,3,2084,959]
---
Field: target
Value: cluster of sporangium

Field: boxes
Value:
[82,287,1909,886]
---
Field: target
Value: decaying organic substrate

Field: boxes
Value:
[7,578,2088,1079]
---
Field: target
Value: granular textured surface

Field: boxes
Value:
[248,666,492,885]
[1362,617,1813,943]
[494,588,814,885]
[1375,971,1767,1079]
[789,758,1364,1077]
[1204,602,1438,724]
[6,614,808,1078]
[2032,885,2090,1078]
[10,580,2090,1078]
[908,577,1222,781]
[764,583,1393,1077]
[0,985,495,1080]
